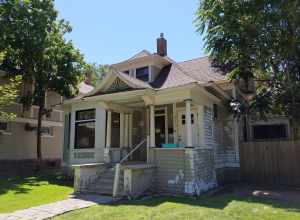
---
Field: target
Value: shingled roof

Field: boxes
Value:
[150,56,226,90]
[178,57,225,83]
[80,55,227,99]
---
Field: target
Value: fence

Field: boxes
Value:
[240,140,300,186]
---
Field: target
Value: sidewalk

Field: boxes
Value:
[0,194,114,220]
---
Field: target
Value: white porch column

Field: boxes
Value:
[129,113,133,147]
[104,110,112,163]
[106,111,112,148]
[124,114,129,148]
[150,105,155,147]
[172,103,177,145]
[120,112,125,148]
[185,99,193,147]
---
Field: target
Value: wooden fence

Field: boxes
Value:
[240,141,300,186]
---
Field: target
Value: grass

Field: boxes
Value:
[0,169,73,213]
[54,193,300,220]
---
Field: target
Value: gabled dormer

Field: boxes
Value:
[111,34,170,83]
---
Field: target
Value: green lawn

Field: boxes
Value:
[54,194,300,220]
[0,169,73,213]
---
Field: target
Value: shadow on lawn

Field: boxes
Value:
[108,186,300,213]
[0,169,73,195]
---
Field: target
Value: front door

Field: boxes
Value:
[177,110,198,147]
[155,115,166,147]
[155,108,168,147]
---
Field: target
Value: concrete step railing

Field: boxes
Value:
[112,137,148,197]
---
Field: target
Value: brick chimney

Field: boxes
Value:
[157,33,167,56]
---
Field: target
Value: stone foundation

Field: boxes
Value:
[151,148,217,196]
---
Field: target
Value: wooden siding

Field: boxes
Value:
[240,141,300,186]
[152,149,186,194]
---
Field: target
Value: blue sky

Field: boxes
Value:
[54,0,206,65]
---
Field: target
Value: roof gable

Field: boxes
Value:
[104,77,132,93]
[127,50,152,61]
[84,68,152,97]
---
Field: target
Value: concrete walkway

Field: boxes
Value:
[0,194,114,220]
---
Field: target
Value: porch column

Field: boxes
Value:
[106,111,112,148]
[150,105,155,147]
[120,112,125,148]
[129,113,133,147]
[124,114,129,148]
[104,111,112,163]
[173,103,177,145]
[185,99,193,147]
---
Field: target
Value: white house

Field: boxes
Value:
[63,34,240,197]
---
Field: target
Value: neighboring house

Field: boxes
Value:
[63,34,241,196]
[0,72,94,163]
[0,73,64,162]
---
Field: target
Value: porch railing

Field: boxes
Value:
[112,137,148,197]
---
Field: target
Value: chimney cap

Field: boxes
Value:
[160,33,164,38]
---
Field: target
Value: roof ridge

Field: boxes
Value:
[127,49,152,61]
[178,55,209,64]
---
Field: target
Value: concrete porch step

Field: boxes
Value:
[85,167,124,196]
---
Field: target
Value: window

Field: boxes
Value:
[135,66,149,82]
[75,109,95,149]
[213,104,218,120]
[0,122,8,131]
[252,124,287,140]
[123,70,130,75]
[181,114,194,125]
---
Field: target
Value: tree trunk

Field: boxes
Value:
[36,91,45,165]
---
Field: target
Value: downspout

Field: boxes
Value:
[232,83,240,163]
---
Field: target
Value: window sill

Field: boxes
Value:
[0,131,12,136]
[42,135,53,138]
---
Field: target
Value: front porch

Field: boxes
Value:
[104,98,210,164]
[68,85,223,197]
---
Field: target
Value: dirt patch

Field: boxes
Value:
[228,184,300,203]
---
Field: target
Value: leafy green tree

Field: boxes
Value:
[195,0,300,130]
[0,75,21,120]
[0,0,84,160]
[85,63,110,86]
[0,52,21,120]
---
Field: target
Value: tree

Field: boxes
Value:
[84,63,110,86]
[0,52,21,121]
[0,0,84,161]
[195,1,300,127]
[0,75,21,120]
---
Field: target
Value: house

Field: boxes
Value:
[0,72,92,164]
[63,34,240,196]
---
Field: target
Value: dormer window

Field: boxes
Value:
[136,66,149,82]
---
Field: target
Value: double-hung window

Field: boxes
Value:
[75,109,95,149]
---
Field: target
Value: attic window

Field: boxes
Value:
[136,66,149,82]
